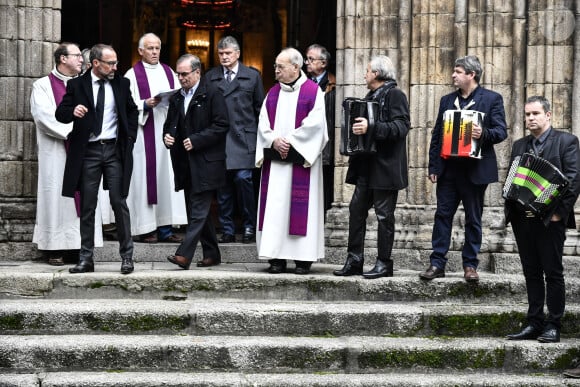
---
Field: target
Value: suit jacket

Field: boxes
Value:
[428,86,507,185]
[204,63,264,170]
[55,71,138,198]
[163,78,230,193]
[345,81,410,190]
[505,128,580,228]
[314,71,336,166]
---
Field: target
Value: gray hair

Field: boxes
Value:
[217,36,240,51]
[177,53,201,72]
[455,55,483,83]
[526,95,551,113]
[89,44,115,63]
[306,43,331,63]
[138,33,161,49]
[281,47,304,67]
[369,55,396,81]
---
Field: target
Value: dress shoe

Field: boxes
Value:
[161,234,183,243]
[196,257,221,267]
[141,233,158,244]
[463,266,479,283]
[363,260,393,279]
[537,326,560,343]
[294,261,312,275]
[47,256,65,266]
[242,228,255,243]
[267,259,286,274]
[333,257,363,276]
[563,366,580,378]
[120,257,134,274]
[218,233,235,243]
[505,325,542,340]
[167,255,191,270]
[69,259,94,273]
[419,265,445,280]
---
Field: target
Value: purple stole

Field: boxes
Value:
[132,61,175,204]
[258,80,319,236]
[49,73,81,217]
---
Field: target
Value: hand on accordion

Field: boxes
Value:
[352,117,368,135]
[471,122,482,139]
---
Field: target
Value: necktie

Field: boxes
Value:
[312,77,318,83]
[94,79,105,137]
[226,70,232,83]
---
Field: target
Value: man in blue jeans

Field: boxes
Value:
[205,36,265,244]
[420,55,507,283]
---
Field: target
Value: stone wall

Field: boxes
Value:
[1,0,580,264]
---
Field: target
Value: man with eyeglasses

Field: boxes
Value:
[205,36,265,247]
[56,44,138,275]
[164,54,229,270]
[30,42,104,266]
[305,44,336,217]
[124,33,186,245]
[256,47,328,275]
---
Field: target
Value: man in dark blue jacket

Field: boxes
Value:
[420,55,507,283]
[505,96,580,343]
[163,54,229,270]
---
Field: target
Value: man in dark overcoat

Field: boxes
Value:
[56,44,138,274]
[205,36,265,244]
[164,54,230,269]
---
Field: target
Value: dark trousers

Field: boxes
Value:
[176,188,220,262]
[323,164,334,213]
[511,214,566,329]
[79,142,132,260]
[347,176,398,264]
[430,173,487,269]
[217,169,256,235]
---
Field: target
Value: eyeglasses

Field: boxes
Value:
[65,53,83,58]
[176,71,194,77]
[305,57,323,63]
[97,59,119,66]
[273,63,290,70]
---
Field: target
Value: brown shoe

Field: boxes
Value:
[197,257,221,267]
[167,255,191,269]
[161,234,183,243]
[48,256,65,266]
[464,266,479,283]
[419,266,445,280]
[141,233,158,244]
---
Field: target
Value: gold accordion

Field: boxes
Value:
[502,152,569,216]
[340,98,379,156]
[441,109,484,159]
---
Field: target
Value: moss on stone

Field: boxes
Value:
[0,313,25,330]
[429,312,524,336]
[89,281,105,289]
[360,348,504,369]
[82,312,189,332]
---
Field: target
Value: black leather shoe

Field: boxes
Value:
[219,234,235,243]
[505,325,542,340]
[267,259,286,274]
[69,259,94,273]
[419,266,445,280]
[363,260,393,279]
[242,228,255,243]
[333,257,363,276]
[537,327,560,343]
[294,261,312,275]
[120,257,134,274]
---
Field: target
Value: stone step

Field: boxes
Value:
[1,335,579,373]
[2,261,580,303]
[2,299,579,338]
[1,371,580,387]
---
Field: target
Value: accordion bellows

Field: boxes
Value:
[503,152,569,215]
[441,109,484,159]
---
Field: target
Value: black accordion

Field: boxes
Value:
[502,152,569,216]
[340,98,379,156]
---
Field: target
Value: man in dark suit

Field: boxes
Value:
[505,96,580,343]
[305,43,336,215]
[333,55,410,279]
[420,55,507,283]
[205,36,265,245]
[56,44,138,274]
[164,54,229,270]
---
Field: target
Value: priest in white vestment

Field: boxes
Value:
[124,33,187,242]
[30,42,103,265]
[256,47,328,275]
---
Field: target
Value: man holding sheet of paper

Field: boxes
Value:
[124,32,187,243]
